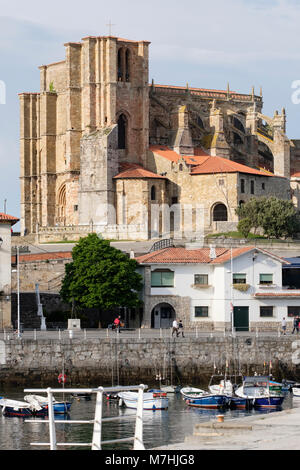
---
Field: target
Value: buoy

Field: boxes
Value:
[217,415,224,423]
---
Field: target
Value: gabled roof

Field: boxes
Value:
[0,213,19,226]
[113,163,166,180]
[149,145,276,177]
[136,246,289,265]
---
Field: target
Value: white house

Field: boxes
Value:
[0,212,19,329]
[136,245,300,331]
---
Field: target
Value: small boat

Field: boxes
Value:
[180,387,207,399]
[0,398,47,417]
[292,385,300,397]
[118,391,169,410]
[71,393,92,401]
[185,394,228,409]
[208,374,252,410]
[235,376,285,409]
[24,395,72,414]
[160,385,177,394]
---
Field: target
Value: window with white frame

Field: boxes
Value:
[233,273,247,284]
[259,273,273,285]
[194,274,209,285]
[151,270,174,287]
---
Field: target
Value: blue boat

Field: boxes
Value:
[229,396,252,410]
[0,398,47,418]
[185,394,228,409]
[235,376,285,409]
[24,395,72,415]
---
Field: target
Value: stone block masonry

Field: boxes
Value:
[0,336,299,387]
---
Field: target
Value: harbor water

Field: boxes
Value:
[0,386,298,450]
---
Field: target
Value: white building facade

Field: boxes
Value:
[136,246,300,331]
[0,213,19,329]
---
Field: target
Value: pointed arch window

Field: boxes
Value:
[117,48,123,81]
[118,114,127,149]
[125,49,130,82]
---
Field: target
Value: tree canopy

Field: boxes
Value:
[236,197,300,239]
[60,234,143,311]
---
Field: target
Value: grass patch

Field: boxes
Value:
[206,231,267,240]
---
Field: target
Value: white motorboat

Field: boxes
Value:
[118,391,169,410]
[24,394,72,414]
[180,387,207,399]
[0,398,46,417]
[209,380,234,396]
[292,387,300,397]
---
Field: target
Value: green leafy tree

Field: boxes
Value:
[237,217,252,238]
[236,197,300,239]
[259,197,300,239]
[60,234,143,315]
[236,198,264,234]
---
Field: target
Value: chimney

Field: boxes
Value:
[209,246,217,260]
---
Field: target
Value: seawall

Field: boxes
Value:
[0,336,300,387]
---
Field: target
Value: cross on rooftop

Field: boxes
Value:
[106,20,116,36]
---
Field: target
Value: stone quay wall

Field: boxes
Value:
[1,336,300,387]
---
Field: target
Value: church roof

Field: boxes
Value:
[149,145,276,177]
[0,213,19,226]
[190,155,275,177]
[113,163,166,180]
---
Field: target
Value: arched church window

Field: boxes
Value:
[117,48,123,81]
[213,203,228,222]
[125,49,130,82]
[118,114,127,149]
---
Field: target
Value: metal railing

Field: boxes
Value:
[24,385,147,450]
[0,326,295,341]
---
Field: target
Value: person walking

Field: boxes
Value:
[282,317,287,336]
[113,315,122,333]
[292,316,299,335]
[178,319,185,338]
[172,319,179,337]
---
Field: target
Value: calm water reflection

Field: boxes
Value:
[0,387,297,450]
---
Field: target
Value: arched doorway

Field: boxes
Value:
[151,303,176,329]
[212,203,228,222]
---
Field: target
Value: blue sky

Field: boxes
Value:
[1,0,300,225]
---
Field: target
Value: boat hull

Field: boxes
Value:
[185,395,228,409]
[118,392,169,410]
[229,397,252,410]
[253,396,284,409]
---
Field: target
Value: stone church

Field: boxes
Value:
[19,34,300,241]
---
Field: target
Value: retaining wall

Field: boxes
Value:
[1,336,300,387]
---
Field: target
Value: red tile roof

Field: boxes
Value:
[136,246,289,266]
[149,145,275,177]
[190,156,275,177]
[291,172,300,178]
[113,163,166,180]
[12,252,72,263]
[135,246,254,265]
[0,213,19,226]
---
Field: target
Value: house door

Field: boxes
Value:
[234,306,249,332]
[151,303,176,329]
